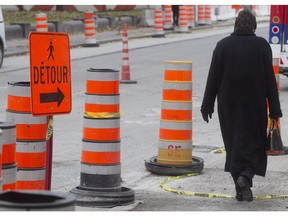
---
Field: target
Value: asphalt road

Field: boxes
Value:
[1,23,288,211]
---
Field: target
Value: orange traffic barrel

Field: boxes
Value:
[187,5,195,28]
[6,82,48,141]
[164,5,173,30]
[36,13,48,32]
[0,122,16,166]
[7,82,31,113]
[2,163,17,192]
[16,168,46,190]
[197,5,206,25]
[86,69,119,95]
[153,9,165,38]
[82,11,99,47]
[205,5,212,25]
[145,60,203,175]
[71,68,134,207]
[179,6,189,33]
[158,61,192,165]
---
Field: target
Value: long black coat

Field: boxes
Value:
[201,29,282,177]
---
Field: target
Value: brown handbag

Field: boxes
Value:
[266,120,284,156]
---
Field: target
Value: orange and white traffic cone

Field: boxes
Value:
[120,23,137,84]
[145,60,204,175]
[187,5,195,29]
[82,11,99,47]
[71,68,135,206]
[205,5,212,25]
[197,5,206,25]
[36,13,48,32]
[153,9,165,37]
[178,6,189,33]
[163,5,173,30]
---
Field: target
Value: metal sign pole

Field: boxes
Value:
[45,116,53,190]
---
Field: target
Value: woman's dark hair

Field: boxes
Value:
[234,9,257,31]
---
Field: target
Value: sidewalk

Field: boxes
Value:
[4,16,269,58]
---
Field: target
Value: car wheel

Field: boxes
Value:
[0,42,3,68]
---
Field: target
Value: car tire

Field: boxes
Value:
[0,42,3,68]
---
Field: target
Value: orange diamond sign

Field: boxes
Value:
[29,32,72,116]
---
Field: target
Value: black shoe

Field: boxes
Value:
[237,176,253,202]
[235,185,243,201]
[235,192,244,201]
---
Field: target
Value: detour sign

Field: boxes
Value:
[29,32,72,116]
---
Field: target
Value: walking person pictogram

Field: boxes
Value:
[47,41,55,60]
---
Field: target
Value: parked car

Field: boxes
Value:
[0,6,7,68]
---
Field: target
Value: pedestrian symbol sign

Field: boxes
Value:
[29,32,72,116]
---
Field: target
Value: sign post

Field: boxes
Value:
[29,32,72,190]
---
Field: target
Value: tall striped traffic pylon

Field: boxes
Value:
[0,122,17,192]
[153,9,165,38]
[163,5,173,30]
[82,11,99,47]
[187,5,195,29]
[197,5,206,25]
[36,13,48,32]
[71,68,134,207]
[178,6,189,33]
[204,5,212,25]
[145,61,204,175]
[120,23,137,84]
[6,82,47,190]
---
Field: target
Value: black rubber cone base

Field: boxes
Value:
[120,80,138,84]
[82,43,100,47]
[145,156,204,176]
[70,186,135,208]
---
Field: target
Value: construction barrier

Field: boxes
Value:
[71,68,134,207]
[0,122,17,192]
[164,5,173,30]
[0,129,2,192]
[205,5,212,25]
[6,82,47,190]
[197,5,206,25]
[120,23,137,84]
[145,61,204,175]
[153,9,165,38]
[178,6,189,33]
[82,11,99,47]
[36,13,48,32]
[187,5,195,29]
[0,191,75,211]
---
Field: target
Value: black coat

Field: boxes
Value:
[201,29,282,177]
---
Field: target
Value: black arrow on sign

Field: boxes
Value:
[40,87,65,107]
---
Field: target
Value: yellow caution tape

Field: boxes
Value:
[160,173,288,199]
[46,117,53,140]
[84,111,121,118]
[210,147,226,154]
